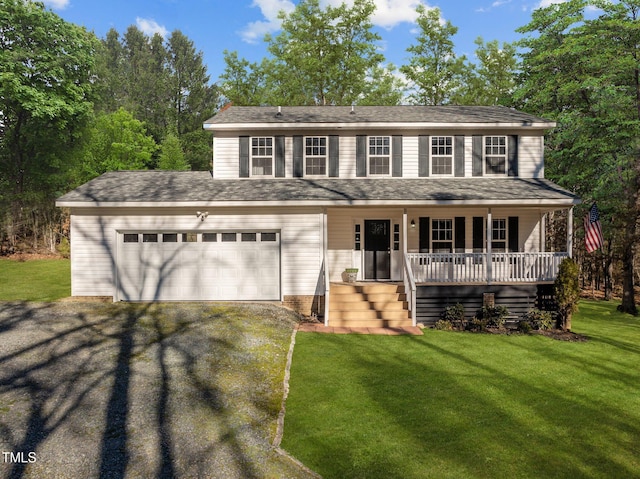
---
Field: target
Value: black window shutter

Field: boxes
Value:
[472,135,483,177]
[455,217,466,252]
[392,135,403,177]
[239,136,249,178]
[275,136,285,177]
[508,216,519,252]
[454,135,465,177]
[419,217,430,253]
[293,136,303,178]
[356,135,367,177]
[508,135,518,177]
[473,217,484,251]
[329,135,339,177]
[418,135,429,177]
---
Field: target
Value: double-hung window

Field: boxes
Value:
[431,136,453,176]
[491,218,507,252]
[432,219,453,253]
[368,136,390,175]
[484,136,507,175]
[251,137,273,176]
[305,137,327,176]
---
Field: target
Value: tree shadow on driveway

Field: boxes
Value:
[0,301,313,479]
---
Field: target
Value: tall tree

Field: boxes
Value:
[167,30,217,135]
[453,38,518,106]
[0,0,98,248]
[516,0,640,314]
[400,5,468,105]
[220,0,399,106]
[73,108,158,184]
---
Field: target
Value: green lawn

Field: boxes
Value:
[0,258,70,301]
[283,301,640,479]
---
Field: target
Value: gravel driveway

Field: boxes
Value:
[0,301,316,479]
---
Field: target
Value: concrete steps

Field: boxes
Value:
[329,282,412,328]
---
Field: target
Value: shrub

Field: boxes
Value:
[476,305,509,329]
[434,320,453,331]
[554,258,580,330]
[57,237,70,258]
[522,308,554,330]
[441,303,465,329]
[517,320,533,333]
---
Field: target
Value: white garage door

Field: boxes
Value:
[116,231,280,301]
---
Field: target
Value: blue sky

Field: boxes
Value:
[45,0,569,85]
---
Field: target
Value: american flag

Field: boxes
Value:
[584,203,604,253]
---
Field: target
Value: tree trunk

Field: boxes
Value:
[618,231,638,315]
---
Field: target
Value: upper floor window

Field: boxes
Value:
[251,137,273,176]
[305,137,327,176]
[368,136,390,175]
[431,136,453,176]
[485,136,507,175]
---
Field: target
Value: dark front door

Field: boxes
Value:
[364,220,391,280]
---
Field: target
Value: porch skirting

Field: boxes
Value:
[415,283,555,327]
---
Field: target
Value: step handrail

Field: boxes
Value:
[403,253,417,326]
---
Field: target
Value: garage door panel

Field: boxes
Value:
[118,231,280,301]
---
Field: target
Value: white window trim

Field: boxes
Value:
[491,218,508,252]
[483,135,507,176]
[304,136,328,177]
[430,135,454,177]
[367,136,391,177]
[250,136,274,177]
[431,218,454,253]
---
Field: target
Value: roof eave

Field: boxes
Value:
[56,198,579,209]
[203,121,556,131]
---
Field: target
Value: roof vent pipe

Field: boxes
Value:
[350,104,355,115]
[276,106,282,117]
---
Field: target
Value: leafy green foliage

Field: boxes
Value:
[74,109,157,184]
[515,0,640,313]
[158,133,189,171]
[400,6,467,105]
[220,0,402,106]
[0,0,99,215]
[521,308,554,331]
[554,257,581,330]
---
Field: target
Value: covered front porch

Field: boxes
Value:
[321,204,576,326]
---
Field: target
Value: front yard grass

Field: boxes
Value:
[283,300,640,478]
[0,258,70,301]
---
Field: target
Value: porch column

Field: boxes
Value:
[487,208,492,284]
[323,208,329,326]
[567,206,574,258]
[402,209,408,255]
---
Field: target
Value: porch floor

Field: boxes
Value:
[297,323,423,336]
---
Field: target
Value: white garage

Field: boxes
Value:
[116,231,280,301]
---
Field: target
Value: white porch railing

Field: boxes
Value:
[407,252,569,284]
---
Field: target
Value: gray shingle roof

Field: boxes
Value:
[204,105,553,127]
[57,171,579,206]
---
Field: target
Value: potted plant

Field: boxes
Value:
[344,268,358,283]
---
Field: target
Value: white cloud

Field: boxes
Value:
[42,0,70,9]
[136,17,169,38]
[534,0,567,9]
[240,0,435,42]
[240,0,295,44]
[323,0,429,29]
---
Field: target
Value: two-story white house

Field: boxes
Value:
[56,105,579,328]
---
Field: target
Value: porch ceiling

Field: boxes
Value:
[57,171,580,208]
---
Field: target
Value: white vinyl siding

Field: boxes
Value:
[213,132,546,179]
[68,207,323,298]
[518,135,544,178]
